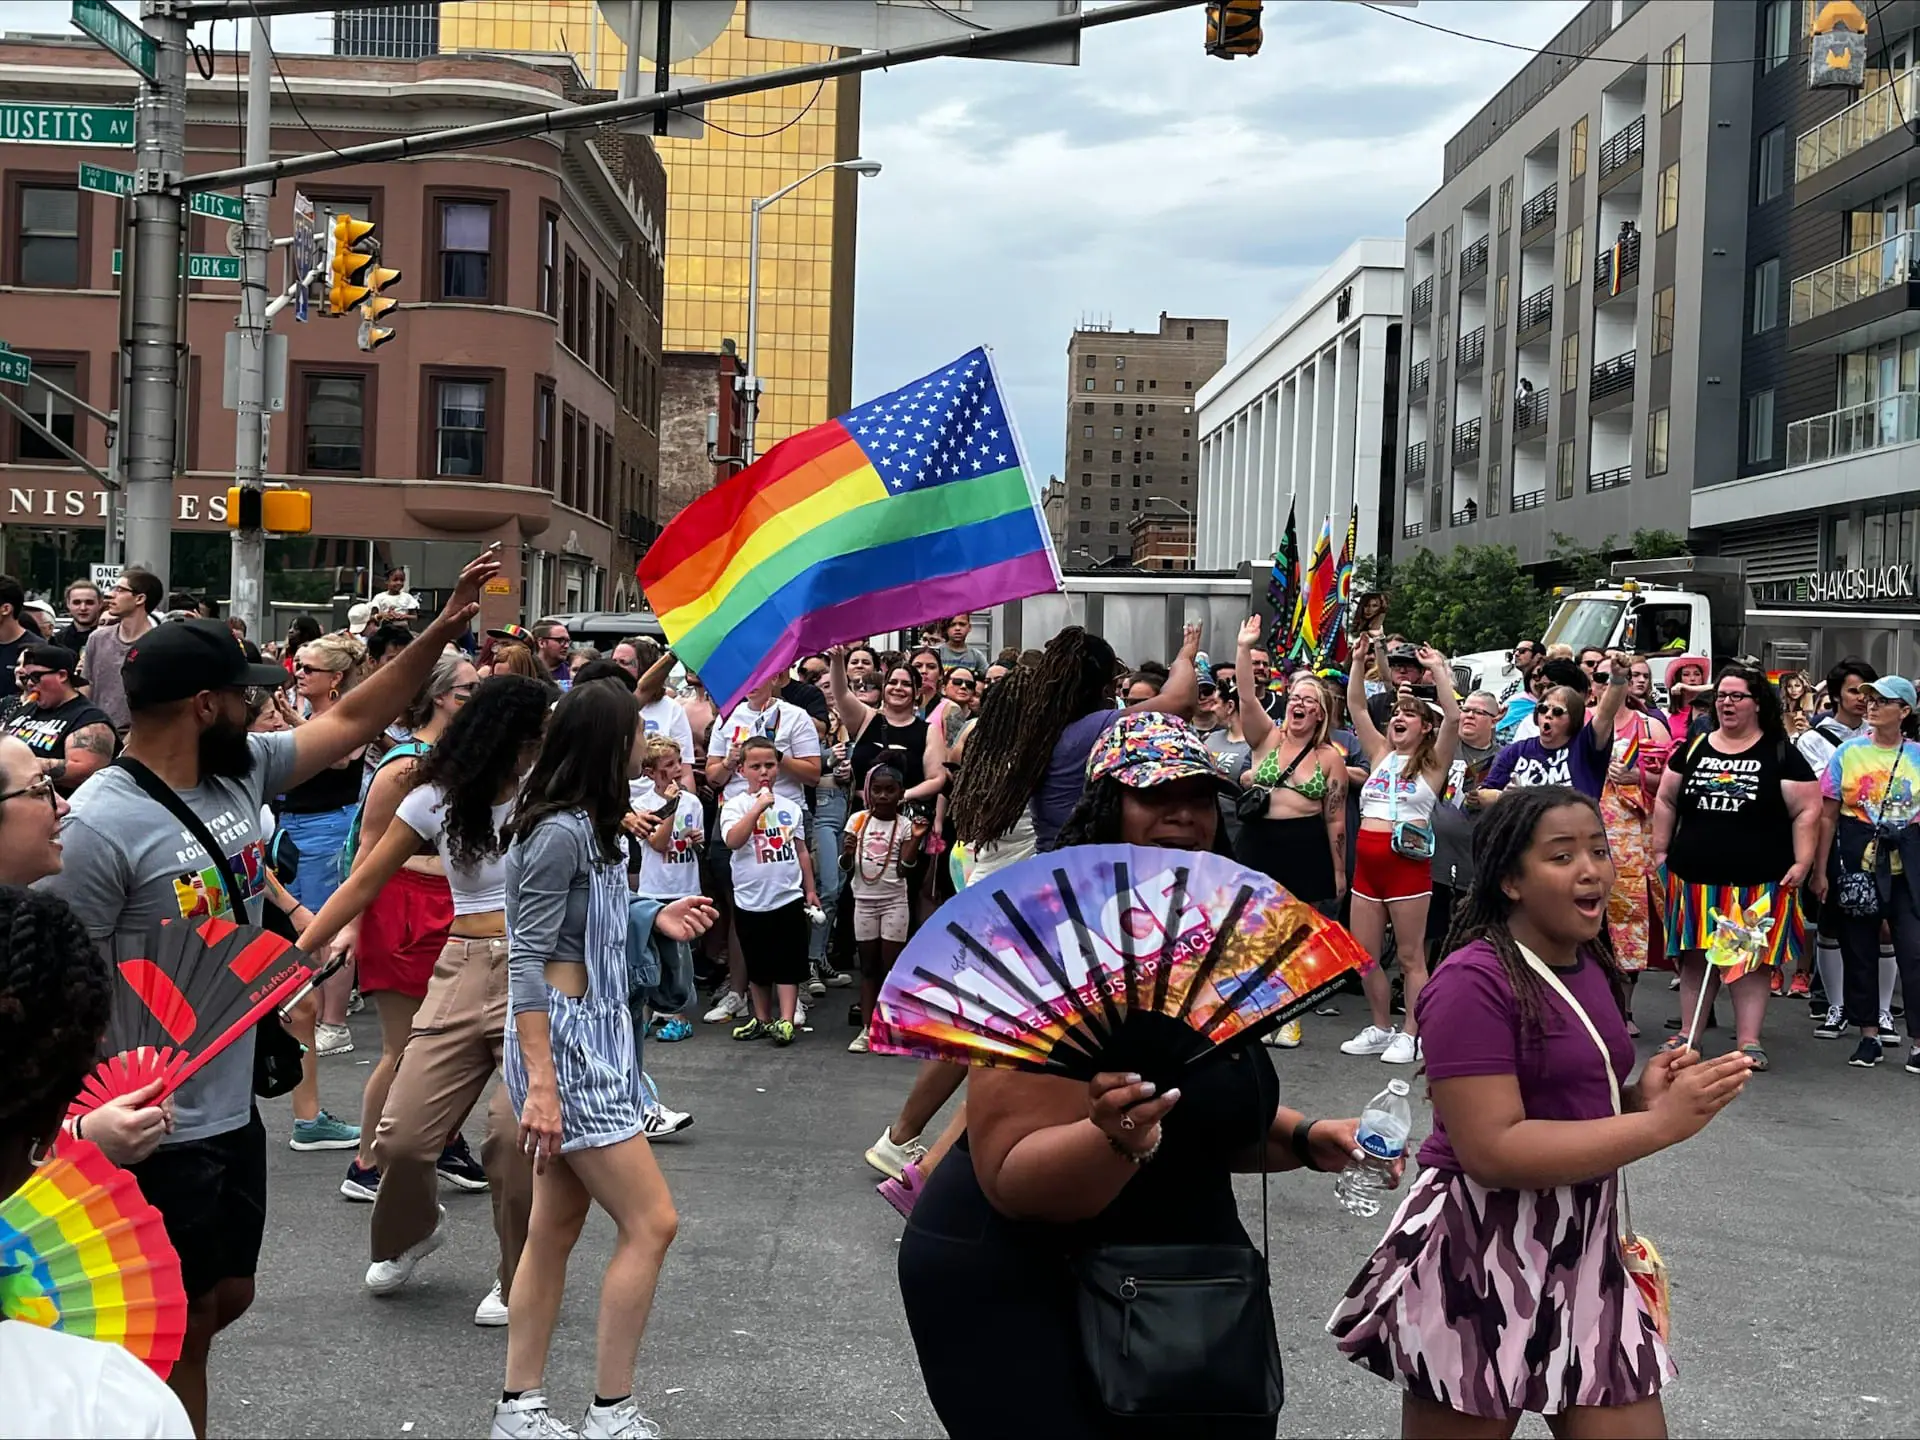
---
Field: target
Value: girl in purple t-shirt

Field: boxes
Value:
[1329,785,1754,1434]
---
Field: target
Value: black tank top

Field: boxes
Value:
[280,756,363,814]
[849,712,929,795]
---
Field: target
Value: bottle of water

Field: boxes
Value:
[1334,1078,1413,1218]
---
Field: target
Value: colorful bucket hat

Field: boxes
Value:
[487,623,534,645]
[1085,711,1237,791]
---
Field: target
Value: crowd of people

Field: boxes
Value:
[0,551,1908,1439]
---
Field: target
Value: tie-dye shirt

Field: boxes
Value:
[1821,736,1920,827]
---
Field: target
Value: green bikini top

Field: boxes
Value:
[1252,743,1330,801]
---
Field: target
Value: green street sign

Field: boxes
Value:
[72,0,155,80]
[190,191,244,223]
[0,350,31,388]
[0,103,134,148]
[111,250,243,281]
[77,161,134,198]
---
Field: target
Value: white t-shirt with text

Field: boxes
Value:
[636,790,704,900]
[720,790,806,912]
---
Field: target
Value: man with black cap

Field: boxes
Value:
[39,549,498,1436]
[0,644,116,792]
[1367,641,1433,730]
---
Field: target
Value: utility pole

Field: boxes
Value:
[125,1,190,586]
[230,16,273,640]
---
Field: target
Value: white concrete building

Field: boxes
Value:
[1195,238,1404,571]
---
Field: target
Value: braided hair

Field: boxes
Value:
[1439,784,1627,1035]
[0,889,110,1149]
[949,626,1118,849]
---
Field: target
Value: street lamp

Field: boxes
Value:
[1164,499,1197,567]
[742,156,884,466]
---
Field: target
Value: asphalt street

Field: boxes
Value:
[213,982,1920,1439]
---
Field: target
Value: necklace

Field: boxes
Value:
[857,816,901,883]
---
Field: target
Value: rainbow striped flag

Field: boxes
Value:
[1290,514,1334,664]
[639,347,1059,710]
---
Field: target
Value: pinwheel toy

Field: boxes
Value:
[1684,896,1776,1048]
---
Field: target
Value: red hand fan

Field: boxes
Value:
[69,916,309,1118]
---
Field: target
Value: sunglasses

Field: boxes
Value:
[448,682,479,699]
[1538,704,1572,719]
[949,678,976,690]
[293,662,326,675]
[0,773,58,808]
[14,669,52,684]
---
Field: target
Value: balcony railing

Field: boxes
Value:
[1594,230,1641,293]
[1591,349,1637,400]
[1406,440,1428,479]
[1786,391,1920,467]
[1409,357,1431,400]
[1512,489,1546,511]
[1451,504,1480,526]
[1452,417,1482,465]
[1411,276,1434,318]
[1402,519,1425,538]
[1588,464,1632,492]
[1518,285,1554,335]
[1797,70,1920,183]
[1457,326,1487,370]
[1789,230,1915,327]
[1459,235,1490,286]
[1513,390,1548,432]
[1598,115,1646,179]
[1520,184,1557,233]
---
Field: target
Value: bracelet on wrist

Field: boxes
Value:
[1290,1116,1324,1172]
[1107,1128,1162,1166]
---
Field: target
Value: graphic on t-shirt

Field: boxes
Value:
[752,806,797,865]
[1684,755,1760,813]
[171,839,268,920]
[1507,748,1571,789]
[665,804,702,864]
[1825,742,1920,826]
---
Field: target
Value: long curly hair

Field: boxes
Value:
[409,673,553,868]
[509,677,638,864]
[950,626,1118,849]
[0,889,110,1147]
[1438,785,1627,1037]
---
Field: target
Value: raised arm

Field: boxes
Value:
[1421,645,1462,780]
[1347,633,1387,761]
[1234,615,1273,751]
[827,644,876,738]
[635,646,675,706]
[1128,621,1201,719]
[1589,649,1631,752]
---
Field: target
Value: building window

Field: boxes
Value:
[539,208,559,316]
[1082,425,1093,437]
[1079,520,1090,534]
[1647,406,1671,476]
[1487,461,1503,516]
[1111,450,1122,462]
[1561,331,1581,392]
[14,185,80,288]
[435,377,489,476]
[1747,389,1775,463]
[1752,258,1780,333]
[1114,356,1125,370]
[1662,36,1685,111]
[1762,0,1793,71]
[1083,402,1094,415]
[1756,126,1785,204]
[1084,354,1096,368]
[1083,378,1094,391]
[1080,473,1092,484]
[1111,474,1121,485]
[1079,496,1090,510]
[1114,380,1125,392]
[535,381,555,491]
[437,199,494,301]
[1440,226,1453,272]
[1557,439,1576,499]
[1565,224,1585,288]
[1109,521,1120,535]
[1082,448,1093,461]
[1492,369,1506,424]
[1657,163,1681,233]
[1496,272,1509,324]
[1571,115,1589,179]
[1114,404,1124,415]
[1498,177,1513,232]
[11,361,76,462]
[1654,286,1675,353]
[301,373,365,473]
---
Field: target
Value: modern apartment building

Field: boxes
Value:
[1393,0,1753,564]
[1195,238,1403,573]
[1059,313,1228,565]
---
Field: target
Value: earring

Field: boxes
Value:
[28,1135,53,1167]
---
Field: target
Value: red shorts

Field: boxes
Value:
[354,867,455,999]
[1352,827,1432,903]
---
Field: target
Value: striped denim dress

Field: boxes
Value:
[504,837,646,1153]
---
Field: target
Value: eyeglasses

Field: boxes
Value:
[448,682,478,699]
[800,669,828,683]
[1714,692,1756,705]
[1867,694,1906,706]
[1462,707,1502,720]
[1538,704,1572,719]
[14,669,52,684]
[0,773,58,808]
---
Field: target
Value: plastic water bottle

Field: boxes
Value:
[1334,1079,1413,1218]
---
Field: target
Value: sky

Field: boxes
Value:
[1,0,1584,473]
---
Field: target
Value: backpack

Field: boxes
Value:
[340,739,431,877]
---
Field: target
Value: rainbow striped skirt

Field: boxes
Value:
[1661,874,1805,982]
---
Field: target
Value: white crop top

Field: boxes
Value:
[1358,752,1440,826]
[393,782,512,914]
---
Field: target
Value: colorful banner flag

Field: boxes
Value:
[1322,504,1358,669]
[1291,514,1334,664]
[638,347,1060,711]
[1267,501,1299,659]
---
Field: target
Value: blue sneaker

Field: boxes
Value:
[290,1109,361,1152]
[436,1134,489,1192]
[653,1017,693,1043]
[340,1159,380,1202]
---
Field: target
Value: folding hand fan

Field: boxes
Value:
[68,916,309,1117]
[868,845,1368,1086]
[0,1139,187,1378]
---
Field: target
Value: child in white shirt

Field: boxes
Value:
[718,736,819,1045]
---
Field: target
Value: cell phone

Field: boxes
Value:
[1408,682,1438,701]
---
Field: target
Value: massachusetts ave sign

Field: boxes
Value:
[0,103,134,147]
[71,0,155,80]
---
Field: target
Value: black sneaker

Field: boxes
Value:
[339,1159,380,1203]
[1906,1048,1920,1075]
[436,1134,489,1192]
[847,1001,863,1028]
[1848,1036,1882,1068]
[1813,1006,1847,1039]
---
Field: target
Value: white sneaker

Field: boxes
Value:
[701,989,746,1023]
[794,995,809,1029]
[314,1021,354,1056]
[641,1103,693,1139]
[1381,1032,1421,1065]
[863,1125,926,1182]
[491,1392,579,1439]
[1339,1024,1397,1056]
[473,1279,508,1327]
[581,1398,662,1439]
[847,1027,870,1053]
[1880,1010,1901,1040]
[365,1204,446,1294]
[1263,1019,1302,1049]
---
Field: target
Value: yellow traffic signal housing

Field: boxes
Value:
[356,262,402,351]
[1205,0,1262,58]
[226,487,313,534]
[327,213,378,316]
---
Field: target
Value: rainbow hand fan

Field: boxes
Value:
[869,845,1368,1085]
[70,916,308,1119]
[0,1139,186,1378]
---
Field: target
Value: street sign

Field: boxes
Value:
[222,332,287,413]
[90,563,123,589]
[111,250,244,281]
[190,190,245,223]
[77,161,134,198]
[0,103,135,147]
[0,350,30,388]
[292,192,317,323]
[71,0,156,80]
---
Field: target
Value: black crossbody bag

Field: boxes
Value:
[1236,742,1311,822]
[112,757,306,1098]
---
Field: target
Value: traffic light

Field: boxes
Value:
[326,213,377,317]
[356,260,402,351]
[1205,0,1262,58]
[227,486,313,534]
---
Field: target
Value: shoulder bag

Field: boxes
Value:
[112,757,306,1099]
[1516,944,1672,1342]
[1837,745,1905,918]
[1388,756,1436,861]
[1236,741,1309,822]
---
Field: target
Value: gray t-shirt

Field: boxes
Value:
[504,809,607,1017]
[938,643,989,676]
[80,620,155,734]
[41,731,299,1144]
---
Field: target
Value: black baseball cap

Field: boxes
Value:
[124,620,288,709]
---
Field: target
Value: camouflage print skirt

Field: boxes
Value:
[1326,1167,1675,1420]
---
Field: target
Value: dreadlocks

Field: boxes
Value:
[949,627,1118,848]
[1439,784,1628,1037]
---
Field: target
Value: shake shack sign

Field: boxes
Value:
[1751,563,1916,607]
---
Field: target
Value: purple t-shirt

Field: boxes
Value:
[1484,721,1610,799]
[1414,939,1633,1174]
[1032,709,1121,849]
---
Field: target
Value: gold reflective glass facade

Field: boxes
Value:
[442,2,858,445]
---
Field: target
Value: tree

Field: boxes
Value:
[1368,543,1550,655]
[1546,530,1619,591]
[1630,527,1690,559]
